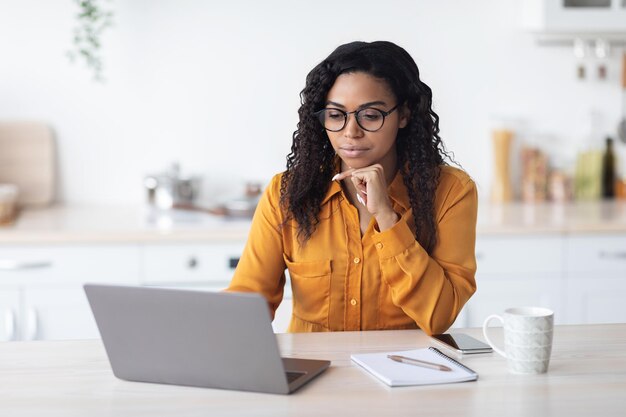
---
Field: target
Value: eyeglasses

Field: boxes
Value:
[314,105,398,132]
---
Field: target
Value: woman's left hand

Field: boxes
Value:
[332,164,399,230]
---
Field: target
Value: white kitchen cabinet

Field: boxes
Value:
[140,242,245,287]
[463,235,565,327]
[22,287,101,340]
[0,244,141,341]
[2,229,625,340]
[565,234,626,274]
[0,288,20,341]
[564,235,626,324]
[474,235,564,275]
[465,272,563,327]
[0,245,141,285]
[566,278,626,324]
[273,297,293,333]
[522,0,626,34]
[140,242,293,333]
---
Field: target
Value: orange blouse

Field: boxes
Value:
[227,165,477,335]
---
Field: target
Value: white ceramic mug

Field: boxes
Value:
[482,307,554,374]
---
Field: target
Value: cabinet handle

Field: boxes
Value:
[26,308,39,341]
[599,251,626,260]
[228,257,240,269]
[0,260,53,271]
[2,309,16,341]
[187,257,198,269]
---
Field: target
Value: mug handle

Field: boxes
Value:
[482,314,507,358]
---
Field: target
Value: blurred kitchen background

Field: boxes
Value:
[1,0,626,340]
[0,0,624,205]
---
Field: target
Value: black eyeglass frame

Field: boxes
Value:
[314,105,399,132]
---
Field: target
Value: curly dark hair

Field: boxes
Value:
[280,40,452,254]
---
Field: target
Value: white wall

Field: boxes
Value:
[0,0,623,205]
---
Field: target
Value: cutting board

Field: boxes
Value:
[0,122,56,206]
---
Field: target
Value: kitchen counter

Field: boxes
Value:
[477,200,626,235]
[0,205,252,244]
[1,201,626,244]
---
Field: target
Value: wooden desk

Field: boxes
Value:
[1,324,625,416]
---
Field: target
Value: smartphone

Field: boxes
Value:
[431,333,493,354]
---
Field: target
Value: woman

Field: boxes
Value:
[227,41,477,335]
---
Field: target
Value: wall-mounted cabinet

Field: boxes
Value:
[522,0,626,35]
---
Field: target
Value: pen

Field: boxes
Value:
[387,355,452,372]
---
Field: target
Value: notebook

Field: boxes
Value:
[351,347,478,387]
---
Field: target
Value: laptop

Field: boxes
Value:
[84,284,330,394]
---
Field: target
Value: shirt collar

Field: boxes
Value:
[321,177,343,205]
[321,157,344,205]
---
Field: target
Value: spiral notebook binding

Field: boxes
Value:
[428,347,479,377]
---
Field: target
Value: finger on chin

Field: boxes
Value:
[331,169,355,181]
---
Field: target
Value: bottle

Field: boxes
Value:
[491,129,514,203]
[602,137,616,198]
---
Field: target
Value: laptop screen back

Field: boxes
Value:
[84,285,290,393]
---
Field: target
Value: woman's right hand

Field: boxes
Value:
[332,164,398,230]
